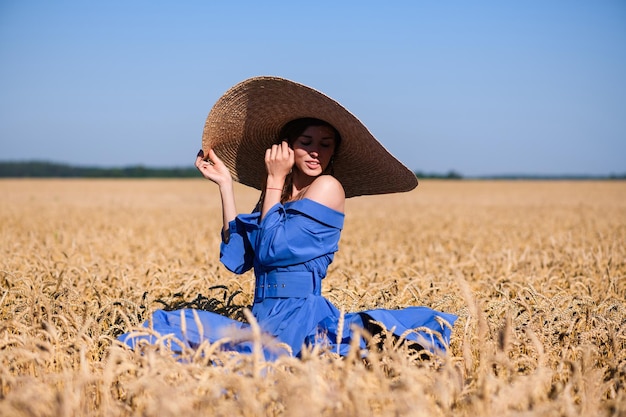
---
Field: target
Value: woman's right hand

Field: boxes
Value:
[195,148,232,186]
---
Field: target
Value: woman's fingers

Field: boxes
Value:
[267,143,281,161]
[264,142,294,177]
[267,142,291,161]
[196,148,223,168]
[284,142,294,162]
[208,148,225,166]
[195,149,204,165]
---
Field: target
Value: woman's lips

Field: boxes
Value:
[305,160,320,170]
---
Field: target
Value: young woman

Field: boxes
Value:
[118,77,456,359]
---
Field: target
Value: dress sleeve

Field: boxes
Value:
[254,200,344,267]
[219,217,255,274]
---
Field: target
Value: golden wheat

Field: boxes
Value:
[1,179,624,416]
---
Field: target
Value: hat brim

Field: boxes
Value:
[202,76,417,198]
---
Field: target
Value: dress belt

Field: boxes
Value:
[254,271,321,303]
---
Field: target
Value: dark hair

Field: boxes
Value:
[278,118,342,151]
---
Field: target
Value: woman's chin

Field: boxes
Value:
[299,167,322,177]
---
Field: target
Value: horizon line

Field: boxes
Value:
[0,159,624,180]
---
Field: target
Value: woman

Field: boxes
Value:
[118,77,457,359]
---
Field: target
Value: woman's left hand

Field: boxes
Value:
[264,141,294,182]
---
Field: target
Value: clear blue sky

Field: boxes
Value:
[1,0,625,176]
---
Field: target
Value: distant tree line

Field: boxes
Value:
[0,161,200,178]
[0,161,458,179]
[414,170,463,179]
[0,161,624,180]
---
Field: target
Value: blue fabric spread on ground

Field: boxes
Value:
[118,198,457,359]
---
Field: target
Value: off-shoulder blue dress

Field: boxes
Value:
[119,199,457,359]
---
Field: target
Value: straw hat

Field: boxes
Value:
[201,76,417,198]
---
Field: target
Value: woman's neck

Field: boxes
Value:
[289,170,316,201]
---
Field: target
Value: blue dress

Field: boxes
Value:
[119,199,457,359]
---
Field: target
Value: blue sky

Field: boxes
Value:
[1,0,625,176]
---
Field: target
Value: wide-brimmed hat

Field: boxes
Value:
[201,76,417,198]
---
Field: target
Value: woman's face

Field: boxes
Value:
[291,125,337,178]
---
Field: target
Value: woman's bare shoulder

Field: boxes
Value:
[304,175,345,212]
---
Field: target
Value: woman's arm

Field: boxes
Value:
[195,149,237,234]
[196,149,255,274]
[261,141,294,220]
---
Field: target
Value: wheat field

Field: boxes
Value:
[1,179,624,417]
